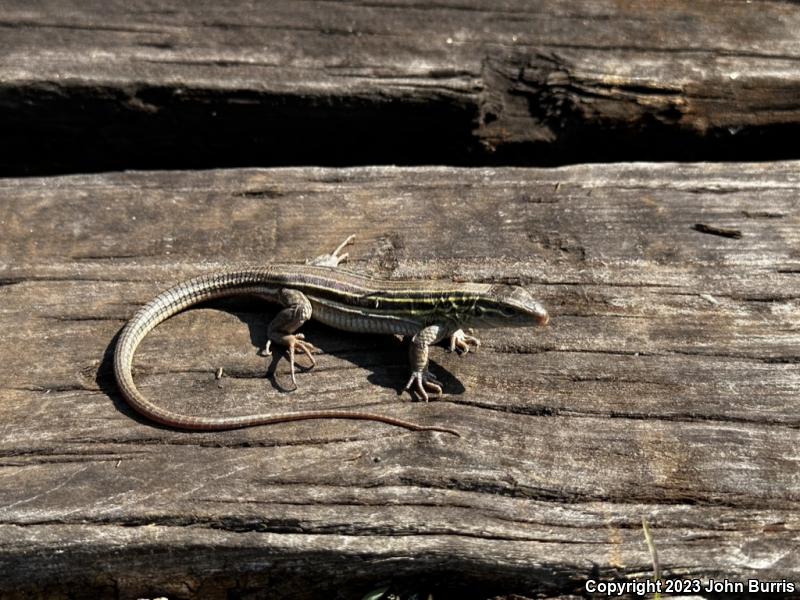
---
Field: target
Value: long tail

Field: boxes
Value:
[113,272,460,436]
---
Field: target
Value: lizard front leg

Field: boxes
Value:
[266,288,317,388]
[449,328,481,354]
[405,324,448,402]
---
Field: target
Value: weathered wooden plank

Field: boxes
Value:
[0,163,799,598]
[2,1,800,174]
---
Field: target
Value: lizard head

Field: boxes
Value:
[472,284,549,328]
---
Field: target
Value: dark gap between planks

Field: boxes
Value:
[3,84,800,176]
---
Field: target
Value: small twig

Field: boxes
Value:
[692,223,742,239]
[699,293,719,305]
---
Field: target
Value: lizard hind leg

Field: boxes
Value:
[307,234,356,267]
[267,289,318,389]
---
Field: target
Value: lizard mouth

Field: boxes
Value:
[527,303,549,326]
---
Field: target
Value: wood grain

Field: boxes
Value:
[0,164,798,598]
[3,1,800,173]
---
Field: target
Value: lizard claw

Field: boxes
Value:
[449,329,480,354]
[404,370,443,402]
[286,334,318,387]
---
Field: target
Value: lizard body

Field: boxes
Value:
[113,236,548,435]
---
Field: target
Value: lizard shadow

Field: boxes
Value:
[225,298,465,398]
[96,329,172,428]
[98,297,465,423]
[95,303,320,426]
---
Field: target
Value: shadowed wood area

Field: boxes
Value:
[0,164,798,598]
[3,0,800,174]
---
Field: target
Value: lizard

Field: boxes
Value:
[113,235,549,435]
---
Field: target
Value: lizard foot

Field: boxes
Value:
[449,328,480,354]
[267,334,318,388]
[287,334,317,387]
[308,234,356,267]
[404,370,443,402]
